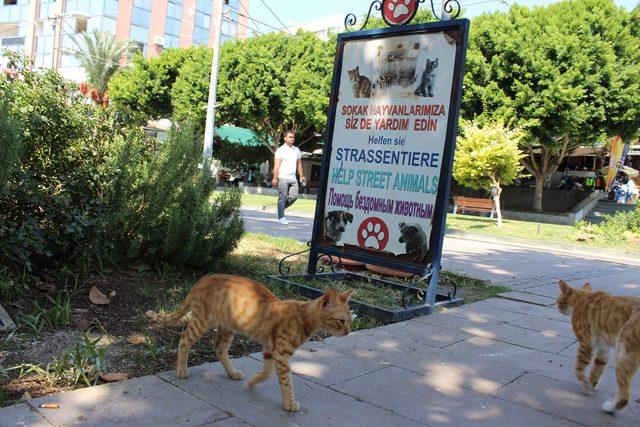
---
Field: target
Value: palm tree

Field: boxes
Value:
[69,29,137,107]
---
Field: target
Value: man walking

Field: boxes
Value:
[272,131,306,225]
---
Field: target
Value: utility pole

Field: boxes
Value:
[202,0,225,162]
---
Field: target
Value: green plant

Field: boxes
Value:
[43,291,73,329]
[11,331,108,387]
[17,311,44,335]
[144,333,159,363]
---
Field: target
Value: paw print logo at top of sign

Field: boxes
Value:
[357,217,390,251]
[383,0,418,26]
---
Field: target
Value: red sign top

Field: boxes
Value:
[382,0,419,26]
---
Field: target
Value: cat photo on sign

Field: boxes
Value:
[414,57,439,97]
[347,66,372,98]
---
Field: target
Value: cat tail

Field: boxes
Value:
[145,299,191,326]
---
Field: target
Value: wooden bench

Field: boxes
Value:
[453,196,495,218]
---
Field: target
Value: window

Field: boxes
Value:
[75,17,88,33]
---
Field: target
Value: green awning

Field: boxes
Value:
[215,125,264,147]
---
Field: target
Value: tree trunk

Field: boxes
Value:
[520,137,576,212]
[534,176,544,212]
[492,184,503,226]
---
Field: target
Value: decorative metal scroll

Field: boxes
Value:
[345,0,461,31]
[277,242,346,275]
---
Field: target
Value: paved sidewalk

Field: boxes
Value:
[3,271,640,426]
[4,210,640,426]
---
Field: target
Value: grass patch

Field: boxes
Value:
[213,190,317,214]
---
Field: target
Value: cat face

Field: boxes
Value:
[318,288,354,336]
[557,280,592,315]
[347,66,360,81]
[425,58,439,72]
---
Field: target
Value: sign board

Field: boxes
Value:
[309,19,470,279]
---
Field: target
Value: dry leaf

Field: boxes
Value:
[40,403,59,409]
[99,373,130,382]
[89,286,111,305]
[126,333,146,345]
[20,392,32,401]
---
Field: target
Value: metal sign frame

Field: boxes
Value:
[307,19,470,306]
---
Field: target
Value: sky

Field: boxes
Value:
[248,0,638,33]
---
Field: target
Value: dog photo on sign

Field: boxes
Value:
[324,210,354,246]
[398,222,429,261]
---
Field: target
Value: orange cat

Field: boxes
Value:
[146,274,354,412]
[557,279,640,414]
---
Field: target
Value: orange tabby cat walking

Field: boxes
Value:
[146,274,354,412]
[557,280,640,414]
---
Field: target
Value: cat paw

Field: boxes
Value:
[579,382,594,396]
[602,401,616,414]
[176,366,188,379]
[283,399,300,412]
[228,370,244,380]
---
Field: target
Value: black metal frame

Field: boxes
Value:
[308,20,470,306]
[272,16,469,323]
[270,271,462,323]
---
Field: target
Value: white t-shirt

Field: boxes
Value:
[275,144,301,180]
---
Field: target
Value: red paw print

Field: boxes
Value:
[357,217,390,251]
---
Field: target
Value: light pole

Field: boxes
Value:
[202,0,225,162]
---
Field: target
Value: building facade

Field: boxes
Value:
[0,0,249,80]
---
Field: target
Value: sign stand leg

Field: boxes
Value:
[425,262,440,306]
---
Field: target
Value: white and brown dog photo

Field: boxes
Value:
[324,210,353,246]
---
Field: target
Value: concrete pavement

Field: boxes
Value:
[3,210,640,426]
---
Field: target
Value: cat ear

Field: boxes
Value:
[339,289,354,302]
[321,288,338,307]
[558,280,570,293]
[582,282,592,291]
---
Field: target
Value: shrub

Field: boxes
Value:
[104,123,244,268]
[0,54,243,284]
[574,206,640,243]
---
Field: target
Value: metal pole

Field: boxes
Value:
[202,0,225,161]
[440,1,451,21]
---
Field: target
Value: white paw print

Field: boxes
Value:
[388,0,411,19]
[361,222,385,249]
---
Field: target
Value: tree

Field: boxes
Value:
[69,29,136,106]
[463,0,640,211]
[109,47,195,119]
[216,31,333,153]
[453,121,524,225]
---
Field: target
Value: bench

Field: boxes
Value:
[453,196,495,218]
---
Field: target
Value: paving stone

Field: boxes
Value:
[27,375,227,427]
[318,322,471,363]
[443,336,640,396]
[496,291,557,306]
[0,403,51,427]
[413,311,574,353]
[253,340,387,386]
[471,298,570,322]
[157,358,422,427]
[506,314,576,338]
[332,365,579,426]
[492,372,640,427]
[413,305,528,330]
[374,344,526,395]
[559,341,579,357]
[200,416,252,426]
